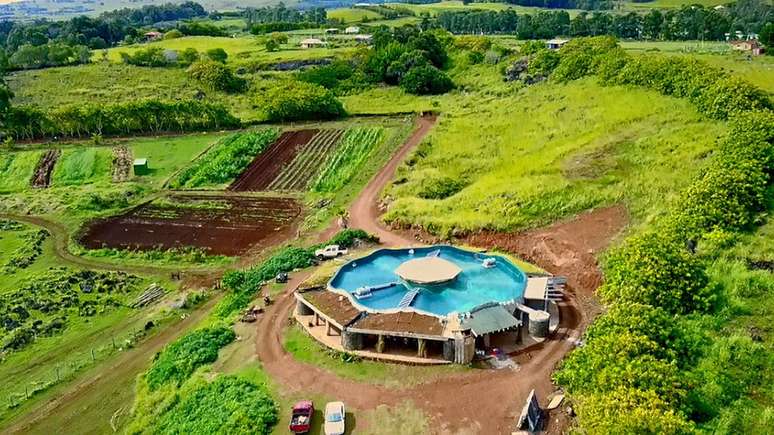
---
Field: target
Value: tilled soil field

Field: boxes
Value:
[79,194,302,256]
[229,129,319,192]
[268,129,344,191]
[30,149,60,188]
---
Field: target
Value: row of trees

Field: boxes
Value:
[5,99,240,140]
[501,0,613,11]
[434,0,772,40]
[543,37,773,433]
[243,3,327,27]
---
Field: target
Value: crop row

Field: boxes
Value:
[313,127,385,193]
[268,129,344,191]
[171,129,279,189]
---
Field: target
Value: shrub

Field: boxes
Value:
[599,232,715,314]
[400,65,454,95]
[261,81,345,122]
[416,175,466,199]
[178,47,200,65]
[520,40,546,56]
[120,47,170,67]
[298,60,357,90]
[552,36,618,82]
[187,60,246,93]
[164,29,183,40]
[145,326,235,390]
[155,375,278,434]
[530,49,561,76]
[575,387,694,435]
[206,47,228,63]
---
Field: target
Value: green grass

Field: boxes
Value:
[128,132,229,187]
[0,150,43,193]
[50,147,112,186]
[283,323,466,388]
[345,60,726,235]
[328,7,384,23]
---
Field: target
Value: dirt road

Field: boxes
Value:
[4,296,221,434]
[254,115,629,434]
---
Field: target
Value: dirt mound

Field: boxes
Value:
[228,129,319,191]
[79,194,302,256]
[111,145,133,182]
[30,149,60,188]
[464,206,629,294]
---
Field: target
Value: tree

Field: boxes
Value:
[206,48,228,63]
[400,65,454,95]
[261,81,345,122]
[187,60,246,93]
[760,22,774,52]
[270,32,288,45]
[164,29,184,39]
[265,39,280,52]
[179,47,200,65]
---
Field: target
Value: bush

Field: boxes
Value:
[261,81,345,122]
[206,47,228,63]
[599,232,715,314]
[400,65,454,95]
[178,47,200,65]
[575,387,694,435]
[416,175,466,199]
[120,47,171,67]
[145,326,235,390]
[552,36,621,82]
[187,60,246,93]
[530,49,561,76]
[164,29,183,39]
[520,40,546,56]
[155,375,278,434]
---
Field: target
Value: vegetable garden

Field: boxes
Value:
[79,194,303,256]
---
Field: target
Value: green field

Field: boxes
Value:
[50,148,112,187]
[328,7,384,23]
[0,150,42,193]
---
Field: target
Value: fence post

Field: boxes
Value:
[91,348,95,361]
[112,337,116,349]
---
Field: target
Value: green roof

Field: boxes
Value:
[461,304,520,337]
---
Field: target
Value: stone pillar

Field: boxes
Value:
[443,339,455,362]
[376,334,386,353]
[528,310,550,338]
[342,331,364,351]
[296,300,314,316]
[417,338,426,358]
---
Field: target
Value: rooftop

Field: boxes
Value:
[351,311,445,337]
[302,288,361,327]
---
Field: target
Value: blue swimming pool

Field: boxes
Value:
[329,246,527,317]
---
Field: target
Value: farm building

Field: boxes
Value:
[300,38,326,49]
[546,38,569,50]
[730,39,764,56]
[345,26,360,34]
[133,158,149,175]
[294,246,563,364]
[325,28,339,34]
[144,31,162,41]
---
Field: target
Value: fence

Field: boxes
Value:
[1,324,153,411]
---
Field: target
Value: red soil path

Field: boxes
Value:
[255,114,629,434]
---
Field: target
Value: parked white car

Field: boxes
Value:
[315,244,348,260]
[324,401,346,435]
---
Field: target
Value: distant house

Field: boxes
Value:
[325,28,340,34]
[730,39,764,56]
[345,26,360,34]
[144,31,162,41]
[546,38,569,50]
[300,38,326,49]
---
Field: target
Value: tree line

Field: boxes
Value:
[432,0,772,40]
[0,2,208,71]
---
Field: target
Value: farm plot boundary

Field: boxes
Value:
[30,149,60,188]
[78,193,303,256]
[268,129,345,191]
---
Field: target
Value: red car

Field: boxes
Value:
[289,400,314,434]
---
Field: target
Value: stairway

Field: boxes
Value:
[398,288,420,308]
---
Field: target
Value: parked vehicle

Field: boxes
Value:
[324,401,346,435]
[289,400,314,434]
[315,245,348,260]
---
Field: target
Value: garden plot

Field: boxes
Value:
[79,194,302,256]
[228,129,319,191]
[31,149,60,188]
[268,129,344,191]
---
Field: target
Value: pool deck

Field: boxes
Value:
[294,312,452,365]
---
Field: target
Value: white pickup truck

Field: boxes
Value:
[315,245,348,260]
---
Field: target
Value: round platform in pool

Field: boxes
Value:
[329,246,527,317]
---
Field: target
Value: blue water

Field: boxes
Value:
[329,246,527,316]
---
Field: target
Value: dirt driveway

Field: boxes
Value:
[255,114,629,434]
